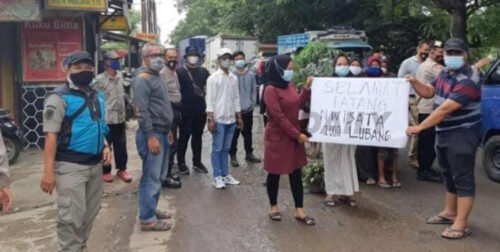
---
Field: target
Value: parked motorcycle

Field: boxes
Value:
[0,108,26,165]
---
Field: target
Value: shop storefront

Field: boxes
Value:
[0,0,107,148]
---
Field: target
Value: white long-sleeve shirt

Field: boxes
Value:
[205,69,241,124]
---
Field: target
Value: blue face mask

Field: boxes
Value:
[365,66,383,77]
[335,66,350,77]
[282,70,294,82]
[235,60,246,68]
[444,56,465,70]
[110,60,120,70]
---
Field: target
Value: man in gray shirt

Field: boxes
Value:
[133,42,174,232]
[229,51,261,167]
[398,40,430,170]
[95,51,132,183]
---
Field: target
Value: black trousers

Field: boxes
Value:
[436,124,481,197]
[418,114,437,175]
[103,123,128,174]
[177,113,207,165]
[355,146,378,180]
[266,169,303,208]
[167,106,181,177]
[229,110,254,156]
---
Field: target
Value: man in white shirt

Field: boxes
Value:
[206,48,243,189]
[398,40,430,169]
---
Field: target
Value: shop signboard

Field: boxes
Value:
[0,0,41,22]
[22,17,82,82]
[99,15,129,31]
[135,32,157,42]
[44,0,107,12]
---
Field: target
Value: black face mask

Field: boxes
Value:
[166,60,178,70]
[70,71,94,86]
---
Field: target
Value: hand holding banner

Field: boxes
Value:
[308,77,409,148]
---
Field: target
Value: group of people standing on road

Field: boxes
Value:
[32,41,263,250]
[0,35,484,251]
[261,37,488,240]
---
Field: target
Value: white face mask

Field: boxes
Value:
[349,66,363,76]
[187,56,199,65]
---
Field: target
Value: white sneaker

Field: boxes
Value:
[223,175,240,185]
[213,176,226,189]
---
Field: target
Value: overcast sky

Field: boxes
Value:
[132,0,185,45]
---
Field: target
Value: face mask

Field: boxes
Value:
[150,57,164,72]
[166,60,177,70]
[435,56,444,65]
[335,66,350,77]
[187,56,199,65]
[282,70,294,82]
[381,67,388,74]
[235,60,246,69]
[69,71,94,86]
[220,59,231,69]
[110,60,120,70]
[349,66,363,76]
[365,66,383,77]
[444,56,465,70]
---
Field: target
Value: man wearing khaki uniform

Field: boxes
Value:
[415,41,444,183]
[40,51,111,252]
[0,133,13,213]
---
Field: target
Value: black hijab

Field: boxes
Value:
[332,54,353,77]
[260,54,292,114]
[264,54,292,89]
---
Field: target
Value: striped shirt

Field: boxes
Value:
[431,65,481,132]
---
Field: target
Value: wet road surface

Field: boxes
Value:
[1,115,500,252]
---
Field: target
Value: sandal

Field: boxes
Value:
[324,196,336,207]
[441,227,472,240]
[366,178,376,186]
[378,181,392,189]
[140,220,172,232]
[269,211,282,221]
[426,215,455,225]
[338,197,357,207]
[295,216,316,226]
[156,210,172,220]
[392,181,402,188]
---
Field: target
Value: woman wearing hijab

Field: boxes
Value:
[349,58,365,77]
[322,54,359,207]
[263,54,315,225]
[366,55,401,189]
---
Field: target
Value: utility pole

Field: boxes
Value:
[141,0,147,33]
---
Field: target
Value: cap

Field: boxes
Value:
[104,51,119,60]
[185,46,200,57]
[217,48,233,57]
[443,38,468,52]
[63,51,94,68]
[432,40,443,48]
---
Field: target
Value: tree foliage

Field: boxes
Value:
[170,0,500,69]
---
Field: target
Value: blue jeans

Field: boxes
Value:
[211,122,236,178]
[136,129,169,224]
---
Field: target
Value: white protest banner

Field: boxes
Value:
[308,77,409,148]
